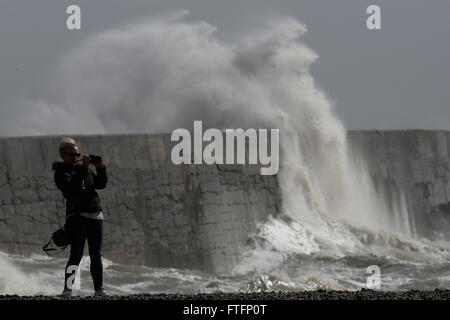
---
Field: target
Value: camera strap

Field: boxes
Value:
[42,235,69,256]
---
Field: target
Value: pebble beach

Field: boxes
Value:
[1,289,450,300]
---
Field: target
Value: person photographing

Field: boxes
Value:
[52,138,108,297]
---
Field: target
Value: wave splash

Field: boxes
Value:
[3,12,450,291]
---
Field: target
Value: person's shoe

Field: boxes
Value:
[94,287,106,296]
[59,288,72,297]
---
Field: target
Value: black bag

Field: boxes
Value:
[42,225,71,255]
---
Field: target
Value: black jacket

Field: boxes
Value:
[52,161,108,217]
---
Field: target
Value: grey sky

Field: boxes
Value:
[1,0,449,135]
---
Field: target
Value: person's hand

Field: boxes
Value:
[82,154,90,168]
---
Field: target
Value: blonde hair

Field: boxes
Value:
[59,137,78,156]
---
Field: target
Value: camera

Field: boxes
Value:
[89,154,102,165]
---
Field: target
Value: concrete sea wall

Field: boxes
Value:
[0,131,449,273]
[0,134,281,274]
[347,130,450,239]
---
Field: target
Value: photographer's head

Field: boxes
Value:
[59,137,80,164]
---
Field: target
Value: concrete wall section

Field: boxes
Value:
[1,131,449,273]
[347,131,450,239]
[0,134,281,274]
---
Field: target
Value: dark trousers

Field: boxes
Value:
[64,216,103,291]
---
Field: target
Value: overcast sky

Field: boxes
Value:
[1,0,449,135]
